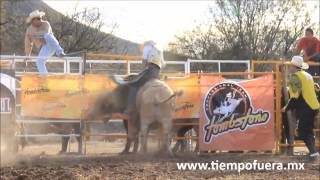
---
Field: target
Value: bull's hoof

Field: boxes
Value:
[286,146,294,156]
[119,150,130,155]
[57,150,66,155]
[171,146,179,154]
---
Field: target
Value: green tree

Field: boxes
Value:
[45,7,117,53]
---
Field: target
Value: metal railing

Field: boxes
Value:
[187,59,251,73]
[0,55,251,75]
[0,55,83,76]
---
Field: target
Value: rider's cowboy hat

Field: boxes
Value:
[26,10,45,24]
[140,40,156,52]
[143,40,156,46]
[288,56,309,70]
[140,40,163,68]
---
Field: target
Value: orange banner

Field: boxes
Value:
[21,74,114,119]
[21,74,200,119]
[199,75,275,151]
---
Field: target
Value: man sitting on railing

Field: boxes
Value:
[24,10,65,75]
[294,28,320,76]
[284,56,320,162]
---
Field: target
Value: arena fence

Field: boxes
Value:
[187,59,250,74]
[0,55,84,153]
[0,53,318,154]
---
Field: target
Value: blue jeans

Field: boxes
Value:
[37,33,64,75]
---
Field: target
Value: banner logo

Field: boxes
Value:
[203,82,270,143]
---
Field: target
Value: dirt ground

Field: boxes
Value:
[1,141,319,180]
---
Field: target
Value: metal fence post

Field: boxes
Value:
[275,64,282,154]
[127,60,130,75]
[82,50,87,75]
[80,50,87,154]
[247,60,251,79]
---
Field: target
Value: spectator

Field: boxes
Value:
[294,28,320,76]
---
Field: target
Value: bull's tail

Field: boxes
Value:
[155,90,183,105]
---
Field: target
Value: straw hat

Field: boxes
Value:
[26,10,45,23]
[288,56,309,70]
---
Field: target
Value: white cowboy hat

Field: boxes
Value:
[139,40,156,52]
[143,40,156,46]
[26,10,45,23]
[288,56,309,70]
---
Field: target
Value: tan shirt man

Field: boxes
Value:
[24,21,52,56]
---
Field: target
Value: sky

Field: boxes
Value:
[44,0,319,49]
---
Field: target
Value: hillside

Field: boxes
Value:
[0,0,141,56]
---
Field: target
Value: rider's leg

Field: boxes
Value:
[124,86,138,115]
[124,64,160,115]
[60,136,69,153]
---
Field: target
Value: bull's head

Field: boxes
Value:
[85,92,115,123]
[85,85,128,124]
